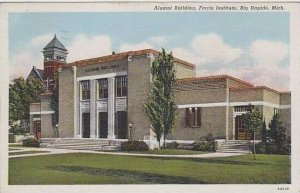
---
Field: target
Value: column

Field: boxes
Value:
[72,66,78,138]
[225,85,229,141]
[90,79,96,138]
[107,77,116,139]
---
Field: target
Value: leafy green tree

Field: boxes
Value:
[268,113,287,152]
[261,118,267,144]
[144,49,177,148]
[9,77,44,134]
[51,73,59,137]
[241,107,263,160]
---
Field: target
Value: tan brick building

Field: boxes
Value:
[29,36,291,144]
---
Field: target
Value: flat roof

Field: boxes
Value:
[177,74,254,87]
[62,49,195,69]
[177,74,289,93]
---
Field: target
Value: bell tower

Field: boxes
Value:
[42,34,68,92]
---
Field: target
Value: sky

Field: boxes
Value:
[9,12,290,90]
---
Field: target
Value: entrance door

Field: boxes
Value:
[116,111,128,139]
[34,121,41,139]
[235,115,252,140]
[99,112,108,138]
[82,113,90,138]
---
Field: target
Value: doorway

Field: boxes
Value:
[116,111,128,139]
[34,121,41,139]
[82,113,90,138]
[99,112,108,138]
[235,115,252,140]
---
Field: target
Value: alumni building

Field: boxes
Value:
[29,36,291,144]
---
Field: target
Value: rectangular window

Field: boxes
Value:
[274,108,279,115]
[98,79,108,99]
[81,80,90,100]
[185,107,201,127]
[116,76,128,97]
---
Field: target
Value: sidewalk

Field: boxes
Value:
[9,147,247,159]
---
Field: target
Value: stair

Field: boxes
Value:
[40,138,124,151]
[217,140,251,153]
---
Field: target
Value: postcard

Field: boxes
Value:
[0,1,299,193]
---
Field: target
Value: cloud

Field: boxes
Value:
[10,51,43,80]
[249,40,288,67]
[149,36,167,46]
[67,34,112,62]
[173,33,243,66]
[31,33,54,48]
[195,39,289,90]
[119,42,153,52]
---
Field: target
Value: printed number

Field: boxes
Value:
[278,187,289,191]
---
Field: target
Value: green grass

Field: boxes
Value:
[9,153,290,184]
[9,148,22,151]
[8,144,23,147]
[129,149,207,155]
[9,151,50,156]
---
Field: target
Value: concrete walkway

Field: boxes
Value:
[9,147,247,159]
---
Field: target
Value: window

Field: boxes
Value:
[116,76,127,97]
[81,80,90,100]
[98,78,108,99]
[274,108,279,115]
[234,106,249,112]
[185,107,201,127]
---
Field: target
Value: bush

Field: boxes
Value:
[192,141,215,152]
[23,137,40,147]
[252,142,290,155]
[121,140,149,151]
[166,141,179,149]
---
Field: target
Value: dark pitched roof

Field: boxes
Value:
[43,34,67,51]
[27,66,43,81]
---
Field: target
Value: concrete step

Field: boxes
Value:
[217,140,251,153]
[48,142,109,147]
[217,149,251,153]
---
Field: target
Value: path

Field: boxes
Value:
[9,147,247,159]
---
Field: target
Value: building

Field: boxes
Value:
[29,36,291,144]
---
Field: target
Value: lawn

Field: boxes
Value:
[9,153,290,184]
[9,151,50,156]
[129,149,207,155]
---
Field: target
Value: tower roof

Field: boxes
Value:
[43,34,67,51]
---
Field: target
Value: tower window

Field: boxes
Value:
[98,79,108,99]
[81,80,90,100]
[116,76,127,97]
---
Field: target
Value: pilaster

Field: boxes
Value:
[107,77,116,139]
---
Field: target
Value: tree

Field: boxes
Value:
[241,107,263,160]
[144,48,177,148]
[261,118,267,144]
[51,73,59,137]
[9,77,44,134]
[268,113,287,152]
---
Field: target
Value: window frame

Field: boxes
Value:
[80,80,91,101]
[115,76,128,97]
[185,107,201,128]
[98,78,108,99]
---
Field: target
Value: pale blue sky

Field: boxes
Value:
[9,12,290,90]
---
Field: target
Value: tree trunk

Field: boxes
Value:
[163,134,166,149]
[253,131,256,160]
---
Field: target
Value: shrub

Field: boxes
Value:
[121,140,149,151]
[166,141,179,149]
[192,141,215,152]
[252,142,290,155]
[23,137,40,147]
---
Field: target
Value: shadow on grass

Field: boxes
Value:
[139,156,270,166]
[48,165,207,184]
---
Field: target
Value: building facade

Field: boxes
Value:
[29,36,291,143]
